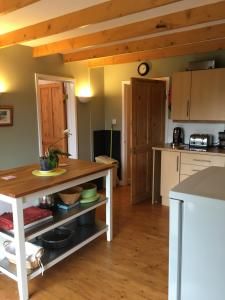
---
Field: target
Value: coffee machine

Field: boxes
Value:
[218,130,225,148]
[172,127,184,146]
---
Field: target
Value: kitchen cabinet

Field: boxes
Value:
[157,147,225,206]
[0,160,113,300]
[171,72,191,121]
[160,151,180,206]
[180,152,225,178]
[171,68,225,121]
[190,68,225,121]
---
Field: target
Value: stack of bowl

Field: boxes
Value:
[78,183,99,225]
[79,183,99,204]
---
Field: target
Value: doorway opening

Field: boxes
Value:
[34,73,78,159]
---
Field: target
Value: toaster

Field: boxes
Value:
[189,134,212,150]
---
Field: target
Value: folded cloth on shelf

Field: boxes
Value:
[0,206,52,230]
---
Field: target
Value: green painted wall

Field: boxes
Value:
[68,64,105,161]
[0,45,72,169]
[0,45,105,169]
[2,44,225,170]
[104,50,225,130]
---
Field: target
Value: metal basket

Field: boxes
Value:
[3,241,44,270]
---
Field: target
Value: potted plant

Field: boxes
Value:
[40,130,71,171]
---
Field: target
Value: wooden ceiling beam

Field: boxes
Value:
[63,23,225,63]
[33,1,225,58]
[0,0,39,15]
[87,39,225,67]
[0,0,179,47]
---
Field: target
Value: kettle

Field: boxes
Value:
[172,127,184,146]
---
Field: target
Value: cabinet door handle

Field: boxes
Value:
[192,169,201,172]
[186,100,189,117]
[176,155,179,172]
[193,159,211,163]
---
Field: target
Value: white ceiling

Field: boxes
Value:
[0,0,222,50]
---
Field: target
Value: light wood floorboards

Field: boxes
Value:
[0,186,169,300]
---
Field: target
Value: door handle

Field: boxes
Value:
[186,100,189,117]
[176,155,179,172]
[193,159,211,163]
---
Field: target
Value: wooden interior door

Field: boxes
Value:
[39,82,67,155]
[131,78,165,204]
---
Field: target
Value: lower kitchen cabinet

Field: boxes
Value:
[159,149,225,206]
[160,151,180,206]
[180,153,225,178]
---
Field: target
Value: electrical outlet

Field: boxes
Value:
[112,119,117,125]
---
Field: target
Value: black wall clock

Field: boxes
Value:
[137,62,150,76]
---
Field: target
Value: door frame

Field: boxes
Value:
[121,77,170,186]
[121,80,131,186]
[34,73,78,159]
[151,77,170,143]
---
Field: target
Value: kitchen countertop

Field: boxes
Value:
[170,166,225,202]
[0,159,112,198]
[152,143,225,156]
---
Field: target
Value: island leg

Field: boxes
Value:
[105,168,113,241]
[12,199,28,300]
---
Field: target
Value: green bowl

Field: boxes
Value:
[80,183,97,199]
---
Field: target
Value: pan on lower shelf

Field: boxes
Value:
[40,227,73,249]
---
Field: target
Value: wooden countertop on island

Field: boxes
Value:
[0,159,112,198]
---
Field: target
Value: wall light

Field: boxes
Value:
[0,80,7,94]
[76,85,93,103]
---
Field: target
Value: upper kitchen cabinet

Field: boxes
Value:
[190,68,225,121]
[171,72,191,121]
[171,68,225,121]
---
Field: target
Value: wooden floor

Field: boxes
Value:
[0,186,169,300]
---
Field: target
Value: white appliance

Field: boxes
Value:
[169,166,225,300]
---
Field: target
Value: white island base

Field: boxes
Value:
[0,159,113,300]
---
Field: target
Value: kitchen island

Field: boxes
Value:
[0,159,113,300]
[169,166,225,300]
